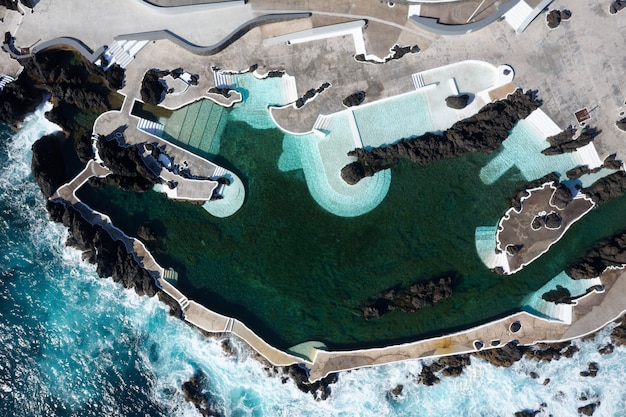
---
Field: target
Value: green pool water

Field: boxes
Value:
[77,116,626,350]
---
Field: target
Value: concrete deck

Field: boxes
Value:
[495,182,595,273]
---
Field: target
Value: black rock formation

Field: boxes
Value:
[31,132,72,199]
[551,183,574,210]
[361,277,454,320]
[354,44,420,64]
[471,341,579,367]
[567,231,626,279]
[580,362,599,377]
[95,133,160,192]
[208,86,231,98]
[610,1,626,14]
[140,69,169,105]
[341,89,540,184]
[445,94,470,110]
[546,9,571,29]
[417,355,470,385]
[181,371,221,417]
[541,127,597,155]
[0,48,124,134]
[343,91,366,107]
[541,285,573,304]
[578,402,600,416]
[580,170,626,205]
[602,153,623,170]
[280,365,338,401]
[294,82,331,108]
[47,201,158,297]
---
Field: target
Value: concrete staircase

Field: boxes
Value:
[503,0,533,33]
[0,75,15,91]
[103,40,149,69]
[137,118,165,137]
[411,72,426,90]
[214,71,236,88]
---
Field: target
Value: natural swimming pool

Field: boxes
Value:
[78,72,626,350]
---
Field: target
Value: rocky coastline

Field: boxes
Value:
[340,89,540,184]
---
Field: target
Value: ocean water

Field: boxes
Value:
[4,106,626,416]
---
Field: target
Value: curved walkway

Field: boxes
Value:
[117,13,312,56]
[408,0,520,36]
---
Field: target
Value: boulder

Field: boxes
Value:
[445,94,470,109]
[140,69,169,105]
[578,402,600,416]
[343,91,366,107]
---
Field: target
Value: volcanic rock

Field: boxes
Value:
[281,365,338,401]
[343,91,366,107]
[578,402,600,416]
[551,183,574,209]
[580,170,626,205]
[541,285,573,304]
[542,127,597,155]
[95,133,160,192]
[610,1,626,14]
[342,89,540,184]
[361,277,455,319]
[445,94,470,109]
[140,69,169,105]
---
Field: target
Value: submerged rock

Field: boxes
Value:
[578,402,600,416]
[361,277,455,319]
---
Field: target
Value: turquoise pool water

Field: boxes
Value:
[352,90,434,148]
[479,119,581,184]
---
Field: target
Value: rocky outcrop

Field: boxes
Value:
[181,371,220,417]
[361,277,454,320]
[207,87,231,98]
[567,231,626,279]
[542,127,596,155]
[551,183,574,210]
[509,172,560,211]
[471,341,579,367]
[140,69,168,105]
[610,1,626,14]
[580,362,599,377]
[341,89,541,184]
[294,82,330,108]
[416,355,471,385]
[46,200,158,297]
[541,285,573,304]
[31,132,71,199]
[578,402,600,416]
[95,134,160,192]
[580,171,626,206]
[342,91,365,107]
[354,44,420,64]
[279,365,338,401]
[445,94,470,110]
[546,9,572,29]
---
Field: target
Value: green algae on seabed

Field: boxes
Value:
[77,118,626,350]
